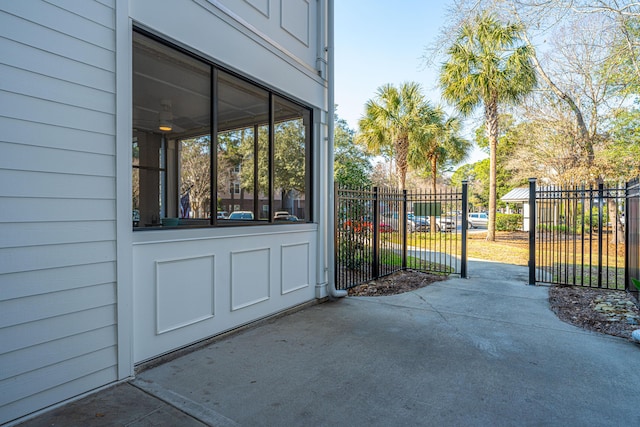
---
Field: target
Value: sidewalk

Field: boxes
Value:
[17,261,640,426]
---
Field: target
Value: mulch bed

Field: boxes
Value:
[347,270,447,296]
[549,285,640,339]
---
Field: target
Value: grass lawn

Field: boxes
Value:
[466,230,625,289]
[467,231,530,265]
[404,230,530,265]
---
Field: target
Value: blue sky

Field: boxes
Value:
[334,0,487,165]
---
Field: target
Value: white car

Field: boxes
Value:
[273,211,291,219]
[435,216,456,232]
[468,212,489,228]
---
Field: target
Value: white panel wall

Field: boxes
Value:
[0,1,118,424]
[133,227,317,363]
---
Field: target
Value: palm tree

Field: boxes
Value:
[408,109,470,235]
[408,110,470,194]
[357,82,431,190]
[440,12,536,241]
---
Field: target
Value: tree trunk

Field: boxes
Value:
[607,199,624,244]
[431,156,438,194]
[396,135,409,190]
[485,100,499,242]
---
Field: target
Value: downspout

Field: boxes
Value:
[325,0,346,298]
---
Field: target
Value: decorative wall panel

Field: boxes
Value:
[280,0,309,46]
[231,248,270,310]
[281,242,309,294]
[155,255,215,334]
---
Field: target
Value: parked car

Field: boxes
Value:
[228,211,254,220]
[379,222,394,233]
[435,216,456,232]
[273,211,290,219]
[275,214,299,222]
[408,215,430,232]
[468,212,489,228]
[216,211,228,219]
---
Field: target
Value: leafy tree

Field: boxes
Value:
[334,114,372,188]
[500,110,591,185]
[598,107,640,180]
[560,1,640,94]
[448,1,638,177]
[370,162,396,189]
[357,82,432,189]
[601,15,640,97]
[474,114,528,194]
[451,161,487,211]
[450,163,475,188]
[440,12,536,240]
[228,118,307,214]
[218,128,251,211]
[180,136,211,217]
[274,119,307,207]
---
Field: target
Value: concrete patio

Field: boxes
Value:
[17,261,640,426]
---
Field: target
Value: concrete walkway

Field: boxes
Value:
[18,261,640,426]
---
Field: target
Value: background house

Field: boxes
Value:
[0,1,335,424]
[501,187,531,231]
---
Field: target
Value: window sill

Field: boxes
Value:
[132,222,318,245]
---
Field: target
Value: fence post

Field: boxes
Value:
[625,181,630,294]
[528,178,537,285]
[461,181,468,278]
[334,181,339,289]
[372,186,379,279]
[597,182,604,288]
[402,189,407,269]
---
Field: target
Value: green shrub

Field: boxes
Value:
[577,207,608,231]
[495,213,522,231]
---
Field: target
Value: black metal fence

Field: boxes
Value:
[626,179,640,300]
[335,183,468,290]
[529,179,626,289]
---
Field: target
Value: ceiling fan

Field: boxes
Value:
[133,99,186,134]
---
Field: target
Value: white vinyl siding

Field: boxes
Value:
[0,0,118,424]
[131,0,325,110]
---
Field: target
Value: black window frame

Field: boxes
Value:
[132,27,313,229]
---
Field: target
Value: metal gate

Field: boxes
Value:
[528,179,626,290]
[334,183,468,290]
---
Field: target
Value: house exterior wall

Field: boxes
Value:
[0,1,119,424]
[129,0,329,364]
[130,0,326,107]
[0,0,330,424]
